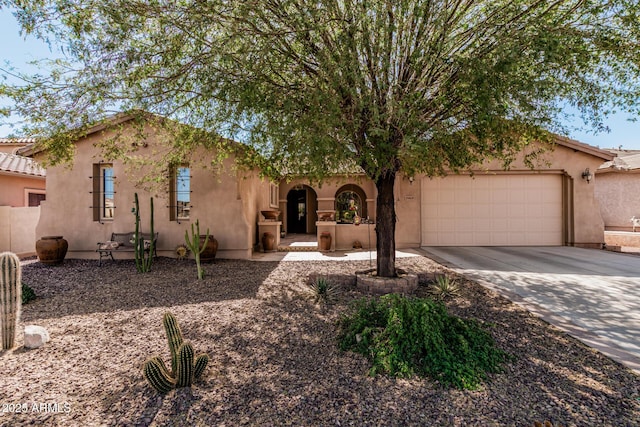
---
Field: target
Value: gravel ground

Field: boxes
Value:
[1,256,639,426]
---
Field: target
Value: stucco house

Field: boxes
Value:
[0,138,46,207]
[593,149,640,250]
[0,138,46,255]
[595,149,640,232]
[25,113,613,260]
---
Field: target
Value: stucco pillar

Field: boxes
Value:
[258,221,281,251]
[316,221,336,251]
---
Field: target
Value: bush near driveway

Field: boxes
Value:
[337,294,509,390]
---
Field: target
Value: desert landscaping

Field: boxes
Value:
[0,255,638,426]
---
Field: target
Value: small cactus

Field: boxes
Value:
[133,193,155,273]
[163,311,184,374]
[1,252,22,350]
[143,312,209,394]
[184,219,209,280]
[143,356,175,394]
[176,342,195,387]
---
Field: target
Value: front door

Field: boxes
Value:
[287,189,307,233]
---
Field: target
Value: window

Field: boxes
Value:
[25,190,46,207]
[170,166,191,221]
[335,185,367,223]
[92,163,114,221]
[269,183,279,208]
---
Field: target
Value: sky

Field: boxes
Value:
[1,8,639,150]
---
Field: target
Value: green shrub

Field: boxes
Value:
[337,294,509,389]
[22,283,36,304]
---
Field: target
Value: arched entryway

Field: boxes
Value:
[286,185,318,234]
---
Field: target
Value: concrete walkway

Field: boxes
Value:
[420,246,640,374]
[252,247,423,262]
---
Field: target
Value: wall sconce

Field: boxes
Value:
[408,176,414,185]
[581,168,593,183]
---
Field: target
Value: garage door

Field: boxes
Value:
[421,174,563,246]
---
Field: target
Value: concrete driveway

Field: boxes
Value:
[421,246,640,373]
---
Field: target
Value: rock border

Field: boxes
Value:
[355,268,419,295]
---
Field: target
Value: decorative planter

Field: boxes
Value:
[199,235,218,263]
[262,232,276,252]
[355,268,418,295]
[35,236,68,265]
[261,210,280,221]
[319,232,332,251]
[317,210,336,221]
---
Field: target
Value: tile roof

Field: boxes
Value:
[0,152,46,177]
[0,138,37,145]
[598,149,640,172]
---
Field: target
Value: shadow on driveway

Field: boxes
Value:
[421,246,640,373]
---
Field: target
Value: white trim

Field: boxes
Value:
[269,183,279,208]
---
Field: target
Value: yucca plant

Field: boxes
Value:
[307,276,339,305]
[429,273,460,301]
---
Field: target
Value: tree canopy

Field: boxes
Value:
[1,0,639,276]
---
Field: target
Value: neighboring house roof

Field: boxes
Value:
[0,152,46,178]
[597,149,640,173]
[0,137,37,145]
[0,138,38,155]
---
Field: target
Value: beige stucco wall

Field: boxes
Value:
[36,121,609,258]
[594,171,640,231]
[280,140,608,249]
[0,174,46,207]
[0,206,40,256]
[35,122,270,260]
[463,141,608,247]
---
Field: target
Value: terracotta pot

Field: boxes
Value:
[36,236,68,265]
[319,232,332,251]
[262,232,276,252]
[199,235,218,263]
[261,210,280,221]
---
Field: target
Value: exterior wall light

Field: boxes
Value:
[581,168,593,183]
[408,176,415,185]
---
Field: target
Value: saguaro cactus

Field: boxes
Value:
[184,219,209,280]
[143,312,209,394]
[0,252,22,350]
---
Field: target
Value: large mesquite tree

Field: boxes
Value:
[1,0,639,277]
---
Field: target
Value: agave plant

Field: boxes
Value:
[429,273,460,301]
[174,244,190,260]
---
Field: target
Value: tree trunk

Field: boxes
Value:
[375,172,397,277]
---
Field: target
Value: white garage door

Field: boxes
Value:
[421,174,563,246]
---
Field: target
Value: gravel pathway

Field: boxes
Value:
[0,256,638,426]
